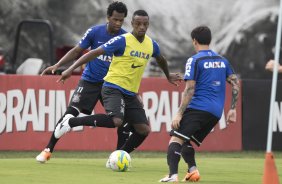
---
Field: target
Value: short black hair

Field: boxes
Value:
[191,26,212,45]
[132,10,149,19]
[107,1,128,17]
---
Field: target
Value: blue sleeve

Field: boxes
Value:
[152,40,160,57]
[225,60,235,77]
[184,57,196,80]
[101,36,126,56]
[78,27,94,49]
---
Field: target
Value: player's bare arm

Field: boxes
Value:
[226,74,240,123]
[155,54,182,86]
[155,54,170,78]
[227,74,239,109]
[41,46,84,75]
[171,80,195,129]
[57,47,105,83]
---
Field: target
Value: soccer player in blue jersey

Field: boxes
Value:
[53,10,181,157]
[36,1,129,163]
[159,26,240,182]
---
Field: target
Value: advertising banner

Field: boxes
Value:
[0,75,242,151]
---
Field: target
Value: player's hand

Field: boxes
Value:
[226,109,236,124]
[168,73,183,86]
[265,60,275,72]
[171,113,182,129]
[57,69,72,84]
[41,64,59,76]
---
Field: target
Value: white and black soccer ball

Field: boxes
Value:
[108,150,131,172]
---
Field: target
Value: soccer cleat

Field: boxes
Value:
[105,158,111,169]
[159,174,178,182]
[54,114,74,139]
[36,148,51,163]
[182,169,200,182]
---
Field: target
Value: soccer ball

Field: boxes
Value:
[108,150,131,172]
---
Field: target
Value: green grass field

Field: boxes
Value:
[0,151,281,184]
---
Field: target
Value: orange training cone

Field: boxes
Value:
[263,152,280,184]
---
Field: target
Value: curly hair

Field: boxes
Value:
[107,1,128,17]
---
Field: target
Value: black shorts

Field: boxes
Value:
[69,79,103,115]
[170,108,219,146]
[102,86,148,125]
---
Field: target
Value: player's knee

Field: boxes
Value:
[134,124,150,136]
[169,136,184,145]
[118,123,133,133]
[112,117,123,127]
[65,106,80,117]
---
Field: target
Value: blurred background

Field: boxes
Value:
[0,0,280,78]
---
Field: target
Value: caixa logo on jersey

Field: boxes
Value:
[204,61,226,69]
[97,55,112,62]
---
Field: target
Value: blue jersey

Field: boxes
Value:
[184,50,234,118]
[79,24,126,82]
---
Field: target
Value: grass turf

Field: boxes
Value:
[0,151,281,184]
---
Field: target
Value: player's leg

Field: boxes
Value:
[118,95,149,153]
[99,90,130,150]
[35,106,80,163]
[119,123,150,153]
[104,122,132,169]
[116,94,142,150]
[55,87,125,138]
[36,80,102,163]
[159,135,184,182]
[69,86,124,128]
[181,109,219,182]
[51,80,103,142]
[181,141,196,171]
[181,141,200,182]
[45,107,80,152]
[160,109,201,182]
[116,123,131,149]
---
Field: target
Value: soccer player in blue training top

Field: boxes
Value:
[36,1,130,163]
[53,10,181,157]
[159,26,240,182]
